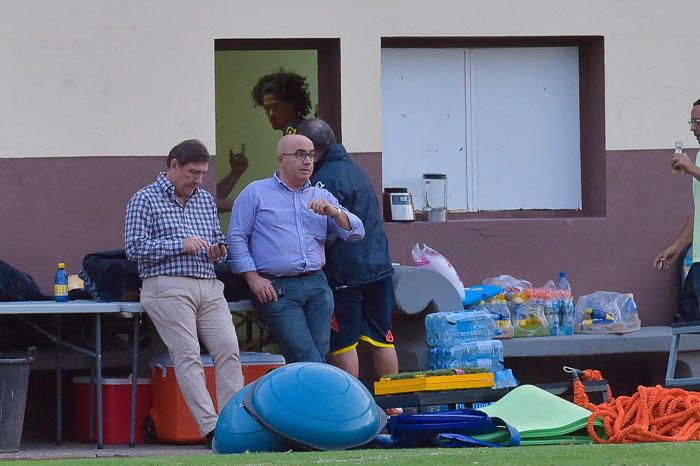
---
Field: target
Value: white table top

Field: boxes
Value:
[115,300,253,314]
[0,299,253,315]
[0,300,122,315]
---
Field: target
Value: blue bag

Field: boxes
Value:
[462,284,503,307]
[375,408,519,448]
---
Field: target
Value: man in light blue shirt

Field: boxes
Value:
[228,134,365,363]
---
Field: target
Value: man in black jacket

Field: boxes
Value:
[298,119,399,380]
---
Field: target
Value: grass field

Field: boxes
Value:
[5,442,700,466]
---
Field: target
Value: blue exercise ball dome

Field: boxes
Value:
[212,383,292,454]
[243,362,386,450]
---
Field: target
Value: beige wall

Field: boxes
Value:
[1,0,700,158]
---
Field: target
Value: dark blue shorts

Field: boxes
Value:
[329,276,396,355]
[680,262,700,321]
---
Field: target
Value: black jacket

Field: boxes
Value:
[311,143,393,288]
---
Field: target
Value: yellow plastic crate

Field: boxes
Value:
[374,372,495,395]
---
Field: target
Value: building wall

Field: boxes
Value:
[2,0,699,155]
[2,0,699,325]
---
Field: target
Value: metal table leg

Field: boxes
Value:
[55,315,62,445]
[95,313,103,449]
[129,313,141,447]
[89,366,95,441]
[15,310,109,449]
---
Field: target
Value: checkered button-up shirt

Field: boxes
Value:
[124,172,225,279]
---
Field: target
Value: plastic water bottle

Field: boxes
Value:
[541,298,560,336]
[425,312,456,347]
[428,347,439,370]
[441,340,504,362]
[558,272,571,295]
[454,311,499,340]
[54,262,69,302]
[493,369,519,389]
[448,357,504,372]
[558,272,574,335]
[622,293,638,320]
[672,141,684,175]
[425,311,498,347]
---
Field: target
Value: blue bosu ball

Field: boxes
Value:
[212,383,292,454]
[243,362,387,450]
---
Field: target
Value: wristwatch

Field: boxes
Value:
[332,206,342,218]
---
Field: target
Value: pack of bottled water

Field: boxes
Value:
[425,311,504,373]
[437,340,504,371]
[424,310,500,347]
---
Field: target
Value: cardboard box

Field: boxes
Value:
[73,376,152,444]
[149,352,285,443]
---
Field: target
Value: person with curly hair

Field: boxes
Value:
[217,69,312,213]
[250,69,312,135]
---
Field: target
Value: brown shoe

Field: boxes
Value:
[205,429,215,449]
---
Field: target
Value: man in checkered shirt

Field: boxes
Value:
[125,139,243,445]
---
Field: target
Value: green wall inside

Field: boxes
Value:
[215,50,318,230]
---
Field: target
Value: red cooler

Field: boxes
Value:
[148,352,285,443]
[72,376,152,444]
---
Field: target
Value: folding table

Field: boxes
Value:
[0,300,122,449]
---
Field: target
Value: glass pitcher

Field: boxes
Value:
[422,173,447,222]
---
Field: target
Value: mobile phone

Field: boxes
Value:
[217,242,228,248]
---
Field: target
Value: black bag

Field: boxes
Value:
[214,262,250,301]
[78,251,249,303]
[79,250,141,302]
[0,260,50,301]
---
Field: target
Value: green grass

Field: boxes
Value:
[6,443,700,466]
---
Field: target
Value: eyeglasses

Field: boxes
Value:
[689,119,700,127]
[280,149,316,161]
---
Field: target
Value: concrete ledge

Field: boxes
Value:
[502,326,700,358]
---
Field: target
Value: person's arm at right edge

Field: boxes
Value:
[654,211,693,270]
[672,151,700,182]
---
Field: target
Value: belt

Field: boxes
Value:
[260,270,320,280]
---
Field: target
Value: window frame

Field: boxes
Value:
[382,36,605,218]
[215,38,342,142]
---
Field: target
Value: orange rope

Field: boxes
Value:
[573,369,700,443]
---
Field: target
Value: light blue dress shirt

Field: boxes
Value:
[227,172,364,276]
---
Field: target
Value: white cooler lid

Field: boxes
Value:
[241,351,286,365]
[150,352,285,367]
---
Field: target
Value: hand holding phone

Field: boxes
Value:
[205,242,228,260]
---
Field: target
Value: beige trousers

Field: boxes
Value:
[141,276,244,436]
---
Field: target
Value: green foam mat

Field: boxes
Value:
[474,384,605,445]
